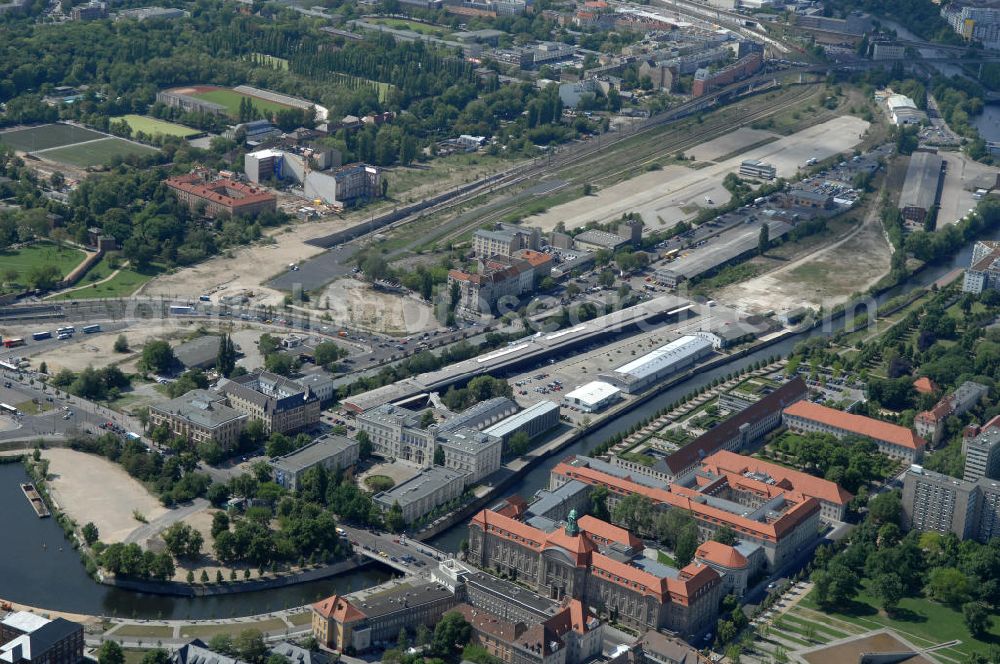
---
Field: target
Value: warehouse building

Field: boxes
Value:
[563,381,621,413]
[173,335,223,370]
[599,335,714,394]
[886,94,926,126]
[482,400,561,449]
[899,151,944,224]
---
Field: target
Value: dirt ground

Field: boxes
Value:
[42,448,167,544]
[357,460,420,488]
[715,201,890,315]
[318,279,438,334]
[936,151,998,229]
[529,116,871,235]
[19,321,196,374]
[686,127,778,161]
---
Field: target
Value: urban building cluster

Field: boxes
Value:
[165,173,277,219]
[149,370,321,449]
[0,611,84,664]
[962,240,1000,294]
[356,397,560,522]
[245,147,382,209]
[941,0,1000,49]
[913,380,989,445]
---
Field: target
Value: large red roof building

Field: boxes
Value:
[165,173,276,218]
[467,508,722,638]
[783,400,925,463]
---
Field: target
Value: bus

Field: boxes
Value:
[2,338,25,348]
[169,305,195,315]
[0,403,17,416]
[82,324,101,334]
[662,248,680,261]
[56,326,75,335]
[32,331,51,341]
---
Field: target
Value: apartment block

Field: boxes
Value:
[902,465,1000,543]
[472,224,540,258]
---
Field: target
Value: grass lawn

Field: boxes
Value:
[0,243,87,291]
[384,152,511,200]
[16,400,53,415]
[39,137,158,168]
[50,260,161,300]
[114,115,200,138]
[287,612,313,627]
[179,617,288,638]
[0,123,106,152]
[111,624,175,638]
[190,89,291,118]
[656,550,678,566]
[798,583,1000,658]
[364,475,396,492]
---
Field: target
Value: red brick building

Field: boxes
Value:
[165,174,276,218]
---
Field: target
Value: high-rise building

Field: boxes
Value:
[902,465,1000,543]
[964,425,1000,482]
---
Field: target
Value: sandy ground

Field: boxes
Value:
[529,116,871,234]
[715,202,890,315]
[21,321,194,374]
[42,448,167,544]
[141,216,359,305]
[687,127,779,162]
[936,151,998,229]
[357,460,421,488]
[318,279,438,334]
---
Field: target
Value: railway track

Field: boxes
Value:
[432,82,823,245]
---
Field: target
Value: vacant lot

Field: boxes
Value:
[37,137,158,168]
[114,115,200,138]
[42,448,167,544]
[320,278,437,334]
[0,243,86,289]
[0,123,105,152]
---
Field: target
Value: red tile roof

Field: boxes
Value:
[165,175,276,208]
[543,528,597,564]
[701,450,853,506]
[665,377,807,475]
[470,509,544,550]
[517,249,553,268]
[553,460,819,542]
[578,514,642,549]
[312,594,366,623]
[783,401,925,451]
[696,541,748,569]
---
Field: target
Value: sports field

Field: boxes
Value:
[188,87,292,117]
[114,115,200,138]
[0,124,105,152]
[38,137,158,168]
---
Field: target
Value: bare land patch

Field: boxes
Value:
[529,116,871,235]
[318,278,438,334]
[687,127,779,162]
[42,448,167,544]
[715,204,890,314]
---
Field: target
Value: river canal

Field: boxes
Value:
[0,228,994,618]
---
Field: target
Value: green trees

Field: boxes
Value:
[140,340,175,374]
[963,601,989,636]
[758,222,769,255]
[235,629,268,664]
[216,334,237,377]
[871,573,904,615]
[712,526,738,546]
[162,522,204,559]
[507,430,531,457]
[113,334,129,353]
[811,562,859,610]
[82,522,99,545]
[385,501,405,533]
[926,567,972,606]
[98,641,125,664]
[432,611,472,657]
[589,485,610,521]
[313,341,346,368]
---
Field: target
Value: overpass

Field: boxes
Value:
[340,524,452,577]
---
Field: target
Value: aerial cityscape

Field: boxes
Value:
[1,0,1000,663]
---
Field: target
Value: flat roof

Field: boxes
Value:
[465,571,562,616]
[349,581,454,620]
[483,400,559,437]
[613,335,712,380]
[270,434,358,473]
[900,151,943,212]
[373,466,465,507]
[173,335,221,368]
[1,612,49,634]
[564,381,620,406]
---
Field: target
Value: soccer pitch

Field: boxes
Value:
[189,88,292,117]
[115,115,201,138]
[0,124,106,152]
[38,137,159,168]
